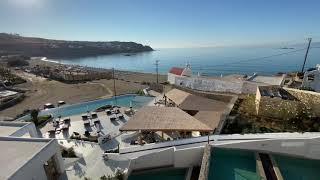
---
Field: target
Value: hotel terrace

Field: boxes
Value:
[2,84,320,179]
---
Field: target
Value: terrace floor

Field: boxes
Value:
[40,108,130,140]
[59,142,130,179]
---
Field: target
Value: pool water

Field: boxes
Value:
[19,94,154,120]
[208,148,261,180]
[128,168,187,180]
[273,154,320,180]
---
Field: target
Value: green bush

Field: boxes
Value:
[100,169,125,180]
[136,89,145,96]
[7,59,29,67]
[30,109,39,125]
[61,147,77,158]
[37,115,52,125]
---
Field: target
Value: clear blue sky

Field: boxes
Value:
[1,0,320,48]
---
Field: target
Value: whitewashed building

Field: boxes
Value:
[167,65,192,85]
[122,133,320,180]
[302,64,320,92]
[0,122,65,180]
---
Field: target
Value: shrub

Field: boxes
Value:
[37,115,52,125]
[136,89,145,96]
[100,175,108,180]
[100,169,125,180]
[30,109,39,125]
[7,59,29,67]
[61,147,77,158]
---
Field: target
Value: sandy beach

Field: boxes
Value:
[0,60,167,118]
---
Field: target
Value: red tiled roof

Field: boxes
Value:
[169,67,184,75]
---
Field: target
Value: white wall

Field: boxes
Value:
[175,76,243,94]
[129,146,204,171]
[10,123,38,137]
[126,133,320,172]
[168,73,177,84]
[302,70,320,92]
[130,148,174,170]
[0,122,38,137]
[174,146,204,167]
[9,139,64,180]
[215,138,320,160]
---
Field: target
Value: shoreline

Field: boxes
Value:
[34,58,168,77]
[0,59,167,118]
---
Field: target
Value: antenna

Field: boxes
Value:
[301,38,312,73]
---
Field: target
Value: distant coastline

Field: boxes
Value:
[0,33,153,58]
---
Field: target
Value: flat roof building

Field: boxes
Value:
[0,121,38,137]
[0,122,65,180]
[0,137,64,180]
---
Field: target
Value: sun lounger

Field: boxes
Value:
[96,123,101,133]
[91,113,98,119]
[118,114,124,119]
[82,114,88,120]
[114,108,120,114]
[110,116,116,121]
[106,110,112,115]
[93,118,100,123]
[48,127,56,133]
[62,124,69,130]
[83,120,90,125]
[63,118,71,122]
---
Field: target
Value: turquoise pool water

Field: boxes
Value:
[273,154,320,180]
[19,94,154,120]
[128,168,187,180]
[208,148,261,180]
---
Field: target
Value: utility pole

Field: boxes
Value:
[155,60,159,84]
[301,38,312,73]
[112,68,117,105]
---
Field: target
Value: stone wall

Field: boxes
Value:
[198,144,211,180]
[285,88,320,116]
[257,96,304,120]
[173,85,235,103]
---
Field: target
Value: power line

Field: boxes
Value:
[177,48,308,70]
[203,48,307,68]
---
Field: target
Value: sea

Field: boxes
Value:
[52,45,320,76]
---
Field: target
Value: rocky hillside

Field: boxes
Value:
[0,33,153,58]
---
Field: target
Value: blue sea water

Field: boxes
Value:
[56,45,320,76]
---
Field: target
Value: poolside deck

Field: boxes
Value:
[40,107,132,146]
[39,108,135,179]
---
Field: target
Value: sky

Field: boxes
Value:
[0,0,320,48]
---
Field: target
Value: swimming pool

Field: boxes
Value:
[273,154,320,180]
[20,94,154,120]
[128,168,187,180]
[208,148,261,180]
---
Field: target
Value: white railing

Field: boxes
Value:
[120,132,320,154]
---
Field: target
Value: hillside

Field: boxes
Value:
[0,33,153,58]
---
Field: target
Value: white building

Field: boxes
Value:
[167,65,192,85]
[302,64,320,92]
[0,121,38,137]
[167,65,286,94]
[0,122,65,180]
[121,132,320,180]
